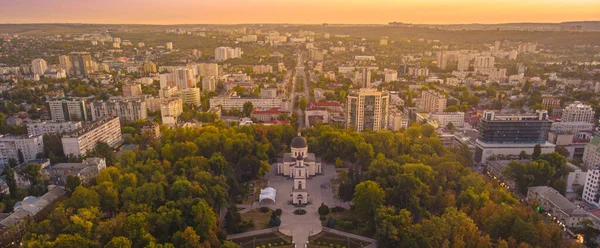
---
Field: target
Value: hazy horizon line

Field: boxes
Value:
[1,20,599,26]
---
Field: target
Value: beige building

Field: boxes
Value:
[160,98,183,125]
[175,88,201,106]
[143,62,157,74]
[122,83,142,97]
[421,90,447,113]
[141,122,161,139]
[542,95,561,110]
[346,88,390,132]
[31,59,47,76]
[202,76,217,92]
[61,117,122,157]
[90,98,147,122]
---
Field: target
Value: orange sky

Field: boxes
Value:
[0,0,599,24]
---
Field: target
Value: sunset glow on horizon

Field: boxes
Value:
[0,0,599,24]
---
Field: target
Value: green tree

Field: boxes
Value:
[580,219,599,248]
[532,144,542,160]
[65,175,81,194]
[105,236,132,248]
[353,180,386,222]
[192,200,217,240]
[17,149,24,164]
[298,97,308,111]
[242,101,253,117]
[5,166,17,198]
[66,186,100,209]
[375,207,418,247]
[318,203,330,216]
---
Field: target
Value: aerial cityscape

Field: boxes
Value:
[0,1,600,248]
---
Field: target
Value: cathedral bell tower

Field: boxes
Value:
[292,154,308,205]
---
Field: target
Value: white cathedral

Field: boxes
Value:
[276,133,322,205]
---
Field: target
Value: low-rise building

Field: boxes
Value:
[43,158,106,186]
[210,97,283,110]
[61,117,122,157]
[430,112,465,128]
[141,122,161,139]
[251,108,286,122]
[527,186,589,228]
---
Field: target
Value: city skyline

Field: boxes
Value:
[0,0,599,25]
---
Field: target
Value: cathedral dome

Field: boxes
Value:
[291,133,308,149]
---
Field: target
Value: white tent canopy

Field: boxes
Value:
[259,187,276,203]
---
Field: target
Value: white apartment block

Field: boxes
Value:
[0,135,44,168]
[90,98,147,122]
[175,88,201,106]
[430,112,465,128]
[420,90,447,113]
[583,136,600,167]
[61,117,122,157]
[562,101,596,123]
[47,97,89,122]
[408,67,429,77]
[31,59,47,76]
[27,121,83,136]
[209,97,283,110]
[384,69,398,83]
[160,98,183,125]
[253,65,273,74]
[160,68,197,90]
[474,56,495,69]
[215,47,243,62]
[551,122,595,134]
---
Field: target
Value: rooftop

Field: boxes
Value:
[528,186,588,217]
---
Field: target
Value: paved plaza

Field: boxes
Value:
[261,163,349,247]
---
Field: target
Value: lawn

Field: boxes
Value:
[308,230,372,248]
[230,231,293,248]
[241,208,273,232]
[320,208,370,237]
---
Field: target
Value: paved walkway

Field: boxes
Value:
[226,227,280,240]
[262,163,349,247]
[235,204,255,214]
[322,227,377,247]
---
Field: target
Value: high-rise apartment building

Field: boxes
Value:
[90,98,148,122]
[202,76,217,92]
[61,117,122,157]
[160,98,183,125]
[31,59,47,76]
[215,47,242,62]
[346,88,390,132]
[175,88,201,106]
[59,55,72,74]
[143,62,157,74]
[457,55,471,71]
[60,52,94,77]
[173,68,196,89]
[474,110,554,163]
[47,97,89,122]
[581,136,600,206]
[0,135,44,168]
[562,101,596,123]
[473,56,495,69]
[122,83,143,97]
[356,67,372,88]
[166,42,173,50]
[420,90,447,113]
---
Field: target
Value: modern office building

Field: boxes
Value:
[474,110,554,163]
[27,121,83,136]
[562,101,596,123]
[89,98,147,122]
[31,59,47,76]
[47,97,89,122]
[421,90,447,113]
[0,135,44,168]
[346,88,390,132]
[61,117,122,157]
